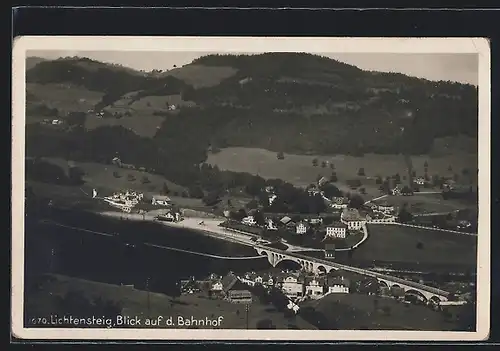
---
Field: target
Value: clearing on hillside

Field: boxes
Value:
[41,157,186,195]
[206,147,478,188]
[26,83,105,113]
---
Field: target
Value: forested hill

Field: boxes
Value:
[26,53,478,156]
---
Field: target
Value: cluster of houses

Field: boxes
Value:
[238,270,351,303]
[180,272,253,304]
[101,189,144,213]
[179,269,352,313]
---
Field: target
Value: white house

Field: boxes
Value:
[366,215,396,224]
[326,277,350,294]
[305,277,324,299]
[341,208,366,230]
[266,218,278,231]
[279,274,304,298]
[325,222,347,239]
[152,195,171,206]
[309,218,323,225]
[211,281,223,292]
[242,216,256,226]
[268,194,278,206]
[296,222,308,234]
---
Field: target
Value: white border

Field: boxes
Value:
[11,36,491,341]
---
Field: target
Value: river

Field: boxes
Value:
[24,207,272,295]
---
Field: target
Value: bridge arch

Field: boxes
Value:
[429,295,443,304]
[317,265,327,274]
[404,289,428,303]
[275,259,302,271]
[260,250,268,256]
[378,280,388,288]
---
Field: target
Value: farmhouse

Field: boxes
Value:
[152,195,171,206]
[325,222,347,239]
[375,201,395,214]
[242,216,257,226]
[341,208,366,230]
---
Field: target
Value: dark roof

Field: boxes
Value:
[328,221,347,228]
[324,243,336,250]
[326,276,350,287]
[221,272,238,293]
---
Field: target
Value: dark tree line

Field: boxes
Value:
[26,159,85,186]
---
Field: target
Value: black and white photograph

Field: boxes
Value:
[11,37,490,341]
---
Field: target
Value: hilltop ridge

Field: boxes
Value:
[26,52,477,159]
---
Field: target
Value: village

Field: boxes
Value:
[177,264,471,326]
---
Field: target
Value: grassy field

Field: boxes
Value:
[206,147,478,198]
[41,157,186,196]
[26,83,105,114]
[372,194,477,215]
[25,274,317,330]
[307,293,466,331]
[354,224,477,268]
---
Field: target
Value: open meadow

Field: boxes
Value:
[372,194,477,215]
[40,157,186,196]
[306,293,467,331]
[206,147,478,197]
[352,224,477,270]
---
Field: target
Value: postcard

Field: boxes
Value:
[11,36,490,341]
